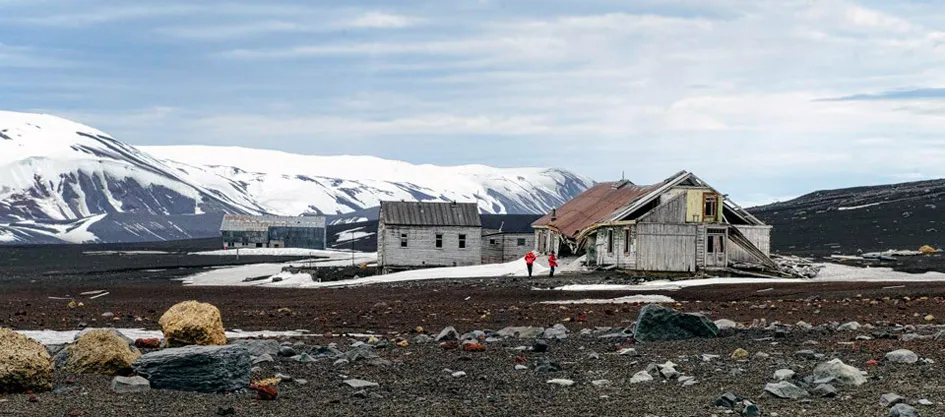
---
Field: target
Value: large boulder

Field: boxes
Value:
[633,304,718,343]
[813,359,868,387]
[159,301,227,347]
[0,328,53,393]
[64,329,141,375]
[132,345,251,393]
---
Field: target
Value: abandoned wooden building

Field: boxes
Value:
[220,214,327,249]
[377,201,482,273]
[532,171,776,275]
[480,214,542,264]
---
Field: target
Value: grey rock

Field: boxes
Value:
[345,346,380,363]
[292,353,315,363]
[275,373,293,382]
[814,359,867,387]
[754,352,770,359]
[774,369,796,381]
[252,353,274,364]
[53,385,79,396]
[795,350,818,360]
[295,379,308,385]
[344,379,379,389]
[714,319,739,330]
[460,330,486,341]
[532,339,549,353]
[630,371,653,384]
[278,346,298,357]
[232,339,281,357]
[435,326,459,342]
[715,392,741,408]
[902,334,930,342]
[918,399,933,406]
[534,357,562,373]
[682,379,698,387]
[412,334,433,344]
[856,335,874,341]
[45,344,65,357]
[334,359,350,367]
[497,326,545,339]
[546,378,575,386]
[543,324,569,340]
[111,376,150,394]
[881,393,907,407]
[591,379,611,387]
[765,381,809,399]
[451,371,467,378]
[633,304,718,343]
[889,403,920,417]
[886,349,919,364]
[743,403,761,417]
[796,321,813,330]
[618,348,638,356]
[132,345,251,393]
[813,384,838,398]
[587,352,601,360]
[838,321,861,331]
[514,364,528,371]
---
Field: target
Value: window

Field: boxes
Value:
[489,238,497,245]
[623,229,630,253]
[459,234,467,249]
[517,238,526,246]
[256,243,263,248]
[704,194,718,221]
[435,233,443,248]
[400,233,408,248]
[607,230,614,253]
[706,235,715,253]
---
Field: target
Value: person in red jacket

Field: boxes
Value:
[524,251,537,277]
[548,252,558,277]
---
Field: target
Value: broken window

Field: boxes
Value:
[517,238,526,246]
[704,194,718,221]
[435,233,443,248]
[607,229,615,253]
[401,233,408,248]
[459,234,467,249]
[623,229,630,253]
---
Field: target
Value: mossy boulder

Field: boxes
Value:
[66,329,141,375]
[159,301,227,347]
[0,328,53,393]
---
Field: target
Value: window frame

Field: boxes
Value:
[435,233,443,249]
[516,238,526,246]
[400,232,408,248]
[458,234,467,249]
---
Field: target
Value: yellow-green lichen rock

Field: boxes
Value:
[159,301,227,347]
[67,329,141,375]
[0,328,53,393]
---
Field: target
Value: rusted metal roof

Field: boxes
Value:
[380,201,482,227]
[220,214,325,231]
[531,182,662,239]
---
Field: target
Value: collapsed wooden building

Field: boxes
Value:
[532,171,783,276]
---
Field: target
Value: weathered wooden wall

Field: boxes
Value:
[482,232,534,264]
[640,193,687,223]
[595,226,637,269]
[636,223,698,272]
[727,225,773,264]
[378,225,481,271]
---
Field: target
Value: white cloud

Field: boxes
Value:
[346,12,419,29]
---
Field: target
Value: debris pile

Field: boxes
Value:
[771,255,823,278]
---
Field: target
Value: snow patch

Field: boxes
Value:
[837,202,882,211]
[541,295,676,304]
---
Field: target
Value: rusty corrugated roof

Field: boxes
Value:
[380,201,482,227]
[531,181,662,239]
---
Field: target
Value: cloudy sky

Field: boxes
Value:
[3,0,945,206]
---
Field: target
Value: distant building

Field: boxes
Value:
[377,201,482,273]
[532,171,775,274]
[220,214,326,249]
[480,214,542,264]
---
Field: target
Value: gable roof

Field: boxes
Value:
[379,201,482,227]
[531,181,662,239]
[480,214,543,234]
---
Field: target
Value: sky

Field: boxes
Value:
[3,0,945,206]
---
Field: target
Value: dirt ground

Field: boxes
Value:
[3,247,945,416]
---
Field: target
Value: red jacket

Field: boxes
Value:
[548,255,558,268]
[524,252,537,264]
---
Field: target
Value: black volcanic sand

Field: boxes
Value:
[3,246,945,415]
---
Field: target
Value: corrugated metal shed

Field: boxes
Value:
[220,214,326,231]
[531,182,662,239]
[380,201,481,227]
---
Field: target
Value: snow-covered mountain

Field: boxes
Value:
[0,111,593,244]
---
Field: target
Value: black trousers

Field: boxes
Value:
[527,263,533,277]
[549,267,555,277]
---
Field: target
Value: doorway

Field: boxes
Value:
[705,228,727,267]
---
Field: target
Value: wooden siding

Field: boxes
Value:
[378,225,481,270]
[595,226,637,269]
[727,225,772,264]
[695,224,707,268]
[639,192,687,223]
[482,233,534,264]
[634,223,698,272]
